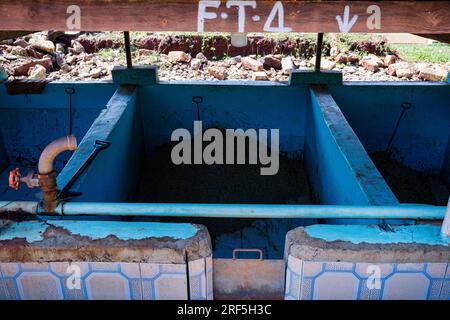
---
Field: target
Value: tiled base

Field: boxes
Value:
[285,255,449,300]
[0,258,213,300]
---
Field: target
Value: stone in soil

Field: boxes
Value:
[13,57,53,76]
[208,66,227,80]
[309,57,336,71]
[28,64,47,80]
[252,71,269,81]
[190,58,202,70]
[263,55,282,70]
[168,51,191,63]
[30,38,55,54]
[418,66,448,81]
[241,56,263,72]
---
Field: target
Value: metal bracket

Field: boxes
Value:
[232,248,264,260]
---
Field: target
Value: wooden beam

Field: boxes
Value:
[0,1,449,33]
[414,34,450,44]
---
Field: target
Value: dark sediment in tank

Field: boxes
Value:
[135,139,314,243]
[370,151,449,206]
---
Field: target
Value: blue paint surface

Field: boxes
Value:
[0,221,48,243]
[329,84,450,176]
[0,220,198,243]
[305,224,450,246]
[48,220,198,240]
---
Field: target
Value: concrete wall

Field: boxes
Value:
[330,83,450,175]
[57,85,144,202]
[0,83,117,171]
[284,225,450,300]
[0,220,213,300]
[304,87,398,209]
[139,81,309,157]
[0,125,8,172]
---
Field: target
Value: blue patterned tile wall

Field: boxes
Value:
[0,258,212,300]
[285,256,449,300]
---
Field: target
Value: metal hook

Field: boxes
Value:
[192,96,203,121]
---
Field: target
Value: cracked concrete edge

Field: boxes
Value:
[285,227,450,263]
[0,221,212,264]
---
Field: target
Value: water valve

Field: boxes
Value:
[8,168,39,190]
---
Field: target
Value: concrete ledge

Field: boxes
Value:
[112,65,158,86]
[285,225,450,263]
[0,220,212,264]
[289,70,342,86]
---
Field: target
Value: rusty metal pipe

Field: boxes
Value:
[38,135,77,212]
[38,135,77,175]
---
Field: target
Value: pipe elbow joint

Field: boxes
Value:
[38,135,77,175]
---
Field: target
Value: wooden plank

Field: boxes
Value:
[0,1,449,33]
[414,34,450,44]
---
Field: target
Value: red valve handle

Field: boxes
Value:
[9,168,21,190]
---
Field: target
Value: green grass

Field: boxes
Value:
[389,43,450,64]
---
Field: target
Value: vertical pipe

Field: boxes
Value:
[315,33,324,71]
[124,31,132,68]
[441,196,450,238]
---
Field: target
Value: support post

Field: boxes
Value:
[124,31,133,68]
[441,196,450,238]
[315,33,324,71]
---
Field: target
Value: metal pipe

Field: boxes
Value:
[441,196,450,238]
[38,135,78,174]
[315,33,324,71]
[124,31,132,68]
[38,135,77,212]
[0,201,445,220]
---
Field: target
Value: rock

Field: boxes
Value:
[252,71,269,81]
[0,66,7,82]
[46,31,65,42]
[25,46,43,59]
[66,55,79,65]
[263,55,282,70]
[384,54,397,66]
[343,66,357,74]
[308,57,335,71]
[208,66,227,80]
[71,40,85,54]
[195,52,208,63]
[241,56,264,72]
[362,54,384,68]
[13,57,53,76]
[10,46,28,57]
[335,53,348,64]
[28,64,47,80]
[388,62,414,78]
[30,38,55,54]
[282,57,295,75]
[13,39,28,48]
[419,66,447,81]
[168,51,191,63]
[55,43,65,54]
[361,58,379,72]
[330,47,339,58]
[396,67,414,79]
[60,64,71,73]
[190,58,202,70]
[89,68,103,78]
[347,53,359,64]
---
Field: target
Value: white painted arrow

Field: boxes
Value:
[336,5,358,33]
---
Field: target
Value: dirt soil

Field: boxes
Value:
[135,139,313,240]
[370,151,449,206]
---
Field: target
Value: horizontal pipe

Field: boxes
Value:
[0,201,445,220]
